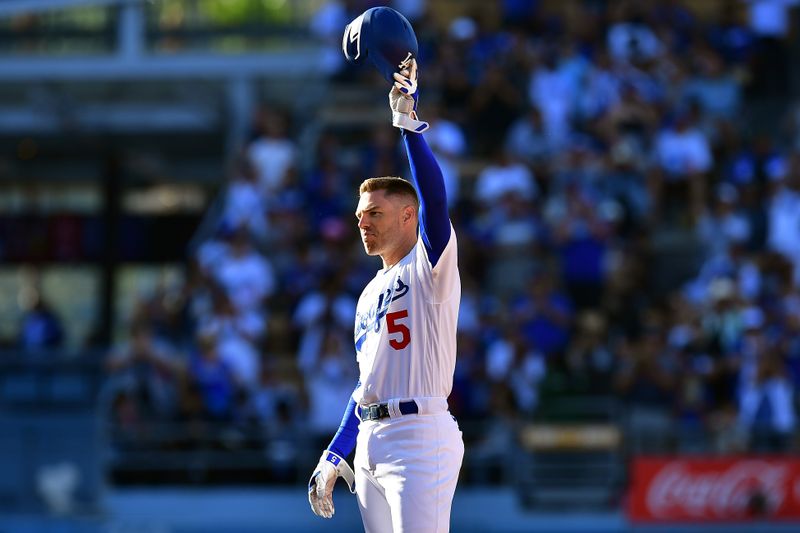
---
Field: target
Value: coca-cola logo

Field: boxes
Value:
[646,461,789,518]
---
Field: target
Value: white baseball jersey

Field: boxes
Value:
[352,225,460,405]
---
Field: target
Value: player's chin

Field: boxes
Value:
[361,238,378,255]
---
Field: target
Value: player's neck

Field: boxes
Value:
[380,233,416,270]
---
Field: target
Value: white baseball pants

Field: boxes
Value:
[354,399,464,533]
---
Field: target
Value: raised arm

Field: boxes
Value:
[402,131,450,267]
[391,59,451,267]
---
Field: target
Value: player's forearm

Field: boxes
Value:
[326,393,359,459]
[402,130,450,263]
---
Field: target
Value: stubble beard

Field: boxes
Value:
[362,235,380,256]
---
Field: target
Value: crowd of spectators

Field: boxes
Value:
[99,0,800,478]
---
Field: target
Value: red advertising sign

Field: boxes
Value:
[628,457,800,522]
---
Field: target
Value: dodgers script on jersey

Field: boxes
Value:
[353,225,459,405]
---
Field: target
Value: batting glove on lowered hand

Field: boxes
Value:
[389,58,429,133]
[308,450,356,519]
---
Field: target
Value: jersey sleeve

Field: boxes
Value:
[416,222,459,304]
[402,130,451,268]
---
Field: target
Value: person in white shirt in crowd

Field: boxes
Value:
[687,248,763,311]
[186,329,241,422]
[652,109,713,218]
[483,192,542,298]
[696,183,752,260]
[504,106,553,171]
[736,307,797,452]
[681,47,741,121]
[247,106,297,196]
[474,147,538,207]
[221,152,270,243]
[293,273,356,373]
[527,49,577,148]
[198,287,265,391]
[654,111,714,178]
[485,324,547,416]
[607,6,663,66]
[193,223,235,280]
[747,0,799,38]
[212,225,275,314]
[576,49,622,123]
[767,170,800,285]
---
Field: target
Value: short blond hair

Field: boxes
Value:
[359,177,419,209]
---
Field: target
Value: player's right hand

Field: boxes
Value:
[308,450,355,518]
[308,460,337,518]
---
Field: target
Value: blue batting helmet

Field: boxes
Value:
[342,6,418,83]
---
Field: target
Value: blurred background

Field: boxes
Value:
[1,0,800,531]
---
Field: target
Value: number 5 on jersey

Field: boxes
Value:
[386,310,410,349]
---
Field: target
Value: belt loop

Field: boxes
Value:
[387,398,400,418]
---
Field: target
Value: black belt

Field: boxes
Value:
[360,400,418,421]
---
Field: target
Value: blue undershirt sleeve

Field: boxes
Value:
[326,386,359,458]
[402,130,451,268]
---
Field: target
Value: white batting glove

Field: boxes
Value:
[389,58,429,133]
[308,450,355,519]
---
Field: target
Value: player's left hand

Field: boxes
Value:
[389,58,429,133]
[308,451,355,519]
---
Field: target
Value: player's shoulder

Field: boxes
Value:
[416,230,457,272]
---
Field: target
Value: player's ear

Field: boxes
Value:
[402,205,415,224]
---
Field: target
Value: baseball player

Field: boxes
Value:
[307,36,464,533]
